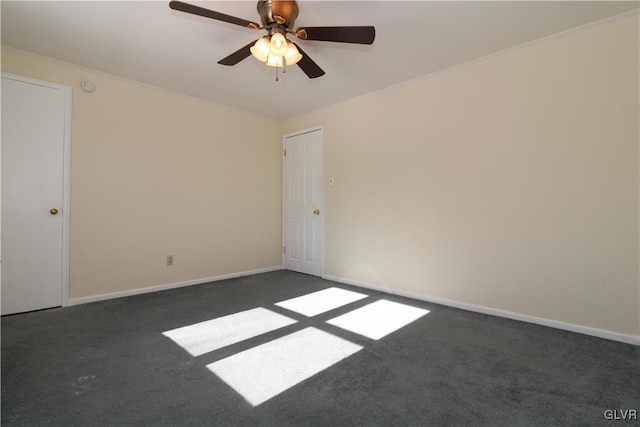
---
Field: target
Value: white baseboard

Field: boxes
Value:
[67,266,283,306]
[323,274,640,346]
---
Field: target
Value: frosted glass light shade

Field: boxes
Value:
[269,33,288,57]
[266,54,283,67]
[284,43,302,65]
[250,37,270,62]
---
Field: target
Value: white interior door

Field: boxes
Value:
[1,74,69,315]
[283,128,323,276]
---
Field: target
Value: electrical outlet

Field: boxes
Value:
[166,255,174,267]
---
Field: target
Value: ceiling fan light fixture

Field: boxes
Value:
[170,1,376,79]
[269,32,288,57]
[250,37,270,62]
[284,42,302,65]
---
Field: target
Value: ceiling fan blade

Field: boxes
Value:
[294,26,375,44]
[169,1,260,29]
[218,40,257,66]
[293,44,325,79]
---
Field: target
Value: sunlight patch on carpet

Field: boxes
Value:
[207,327,362,406]
[327,299,429,340]
[162,307,296,357]
[275,287,368,316]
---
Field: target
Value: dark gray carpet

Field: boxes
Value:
[2,270,638,426]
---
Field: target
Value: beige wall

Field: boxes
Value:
[2,47,283,299]
[283,14,639,335]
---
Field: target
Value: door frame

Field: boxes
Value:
[1,72,72,307]
[282,125,324,275]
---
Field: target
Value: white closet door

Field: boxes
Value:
[1,75,68,315]
[283,128,323,277]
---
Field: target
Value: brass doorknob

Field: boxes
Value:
[50,208,59,215]
[313,209,320,215]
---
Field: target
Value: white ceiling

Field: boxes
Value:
[2,1,637,119]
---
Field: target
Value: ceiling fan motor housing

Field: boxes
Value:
[258,0,298,29]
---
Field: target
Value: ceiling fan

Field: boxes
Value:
[169,0,375,79]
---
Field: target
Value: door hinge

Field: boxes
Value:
[283,246,286,255]
[284,148,286,156]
